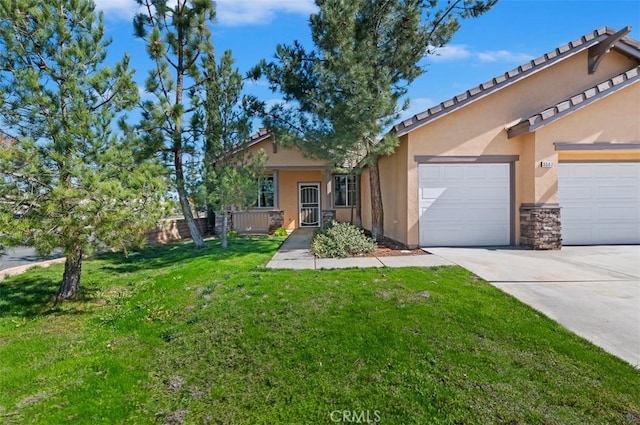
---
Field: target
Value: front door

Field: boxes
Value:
[299,183,320,227]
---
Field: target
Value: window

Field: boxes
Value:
[334,175,356,207]
[255,176,274,208]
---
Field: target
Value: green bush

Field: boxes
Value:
[312,221,376,258]
[273,227,288,237]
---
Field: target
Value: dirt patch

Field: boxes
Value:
[16,392,50,408]
[359,239,426,257]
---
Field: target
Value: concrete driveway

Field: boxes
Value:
[0,246,63,271]
[427,246,640,368]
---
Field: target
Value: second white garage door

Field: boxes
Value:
[419,163,511,247]
[558,162,640,245]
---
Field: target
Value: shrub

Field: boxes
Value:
[312,221,376,258]
[273,227,288,237]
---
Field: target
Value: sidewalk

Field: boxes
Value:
[0,257,66,281]
[266,228,454,270]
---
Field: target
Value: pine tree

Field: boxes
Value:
[202,50,265,249]
[0,0,167,300]
[259,0,496,240]
[133,0,217,248]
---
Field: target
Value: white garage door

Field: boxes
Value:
[419,163,511,247]
[558,162,640,245]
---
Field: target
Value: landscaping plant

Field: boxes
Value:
[312,220,376,258]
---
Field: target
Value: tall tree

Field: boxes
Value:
[133,0,216,248]
[0,0,167,300]
[200,50,265,249]
[259,0,496,240]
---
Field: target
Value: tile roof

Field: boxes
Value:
[393,26,640,137]
[245,127,271,148]
[507,66,640,138]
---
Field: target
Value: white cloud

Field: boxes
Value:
[94,0,317,25]
[427,44,534,64]
[215,0,317,26]
[476,50,535,63]
[428,44,473,62]
[94,0,144,19]
[138,85,156,101]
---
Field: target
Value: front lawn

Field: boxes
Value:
[1,237,638,424]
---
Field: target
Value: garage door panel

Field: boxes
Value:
[598,226,640,241]
[559,162,640,245]
[421,167,441,179]
[424,206,508,222]
[595,163,637,177]
[425,225,508,246]
[598,206,638,221]
[468,187,509,200]
[596,186,636,199]
[419,163,511,247]
[444,167,465,179]
[561,185,591,196]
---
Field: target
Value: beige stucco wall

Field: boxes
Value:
[533,83,640,203]
[277,169,326,230]
[246,136,327,168]
[559,150,640,161]
[335,206,356,223]
[541,82,640,145]
[245,135,329,230]
[390,49,639,247]
[378,135,409,244]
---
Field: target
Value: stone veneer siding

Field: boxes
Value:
[213,212,232,236]
[321,210,336,227]
[520,205,562,250]
[268,210,284,233]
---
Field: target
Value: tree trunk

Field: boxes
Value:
[369,157,383,241]
[56,246,83,301]
[221,211,228,249]
[177,187,205,248]
[355,172,362,229]
[175,150,205,248]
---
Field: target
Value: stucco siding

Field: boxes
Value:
[559,151,640,161]
[335,207,356,224]
[379,136,409,245]
[399,49,638,247]
[278,170,326,230]
[247,137,326,168]
[533,85,640,203]
[540,82,640,146]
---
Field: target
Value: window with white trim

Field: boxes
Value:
[333,175,356,207]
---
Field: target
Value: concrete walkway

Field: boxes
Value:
[266,228,454,269]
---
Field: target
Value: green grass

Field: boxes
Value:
[0,237,639,424]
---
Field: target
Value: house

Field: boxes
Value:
[241,26,640,249]
[240,128,358,233]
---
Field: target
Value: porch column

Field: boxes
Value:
[520,204,562,250]
[322,168,336,227]
[325,168,332,208]
[273,169,279,209]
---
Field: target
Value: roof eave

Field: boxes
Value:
[394,26,640,138]
[507,67,640,138]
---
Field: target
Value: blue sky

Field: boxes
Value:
[94,0,640,131]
